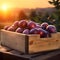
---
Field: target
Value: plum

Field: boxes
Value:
[38,28,48,38]
[18,20,27,28]
[28,21,36,29]
[30,28,38,34]
[36,23,41,28]
[16,27,23,33]
[30,28,48,38]
[46,25,57,33]
[41,22,48,30]
[12,21,19,27]
[30,28,42,34]
[4,25,10,30]
[11,25,18,30]
[40,30,48,38]
[11,21,19,30]
[23,29,30,34]
[7,26,15,31]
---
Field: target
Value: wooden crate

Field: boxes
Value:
[1,29,60,54]
[0,30,1,44]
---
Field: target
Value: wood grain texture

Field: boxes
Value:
[0,46,60,60]
[1,29,26,53]
[1,29,60,54]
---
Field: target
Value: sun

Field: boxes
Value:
[1,4,8,11]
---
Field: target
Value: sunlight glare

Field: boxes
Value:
[1,4,8,11]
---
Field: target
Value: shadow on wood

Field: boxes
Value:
[0,52,29,60]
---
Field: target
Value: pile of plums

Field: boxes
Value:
[4,20,57,38]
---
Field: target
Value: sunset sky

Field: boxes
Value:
[0,0,53,9]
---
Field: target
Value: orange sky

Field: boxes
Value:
[0,0,53,8]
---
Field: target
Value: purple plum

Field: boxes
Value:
[18,20,27,28]
[46,25,57,33]
[41,22,48,30]
[27,21,36,29]
[4,25,10,30]
[30,28,38,34]
[23,29,30,34]
[12,21,19,27]
[16,27,23,33]
[7,26,15,31]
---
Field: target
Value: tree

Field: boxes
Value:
[18,10,27,20]
[54,10,60,31]
[48,0,60,9]
[40,12,51,24]
[29,10,39,22]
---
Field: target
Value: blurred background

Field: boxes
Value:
[0,0,60,31]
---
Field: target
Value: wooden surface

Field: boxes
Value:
[0,46,60,60]
[0,30,60,60]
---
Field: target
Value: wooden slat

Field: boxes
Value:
[0,46,60,60]
[28,34,60,53]
[1,29,26,53]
